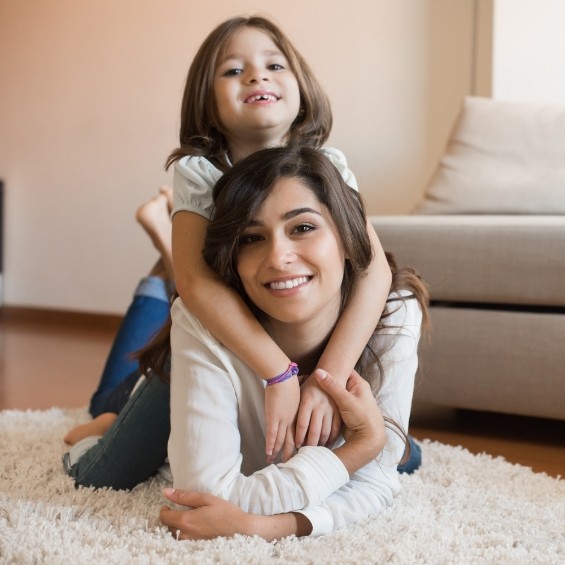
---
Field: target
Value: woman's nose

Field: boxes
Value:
[265,237,294,269]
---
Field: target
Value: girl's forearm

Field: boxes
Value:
[316,222,391,384]
[182,276,291,379]
[173,212,290,378]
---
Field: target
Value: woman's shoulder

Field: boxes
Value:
[381,290,423,338]
[171,297,221,346]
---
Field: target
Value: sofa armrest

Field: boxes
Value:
[371,215,565,307]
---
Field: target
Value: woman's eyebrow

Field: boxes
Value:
[283,207,322,220]
[246,207,321,227]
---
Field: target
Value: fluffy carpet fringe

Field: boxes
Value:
[1,408,563,564]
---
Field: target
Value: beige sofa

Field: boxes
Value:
[371,97,565,421]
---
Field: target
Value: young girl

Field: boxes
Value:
[168,15,392,461]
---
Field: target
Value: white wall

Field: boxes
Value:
[493,0,565,103]
[0,0,478,314]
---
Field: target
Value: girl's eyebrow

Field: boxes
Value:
[247,207,322,227]
[219,49,284,65]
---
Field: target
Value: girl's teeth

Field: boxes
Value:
[269,277,309,290]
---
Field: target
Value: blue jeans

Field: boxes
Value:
[89,276,171,417]
[64,372,171,491]
[397,435,422,474]
[65,370,421,491]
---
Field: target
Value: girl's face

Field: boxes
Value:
[214,27,301,158]
[236,177,346,330]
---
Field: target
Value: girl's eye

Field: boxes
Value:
[293,223,316,235]
[239,233,262,246]
[268,63,284,71]
[223,68,242,77]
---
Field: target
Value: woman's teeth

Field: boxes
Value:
[268,276,309,290]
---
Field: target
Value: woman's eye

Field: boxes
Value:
[293,223,316,234]
[239,233,262,246]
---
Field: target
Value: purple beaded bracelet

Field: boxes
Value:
[266,362,299,386]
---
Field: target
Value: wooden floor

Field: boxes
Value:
[1,308,564,478]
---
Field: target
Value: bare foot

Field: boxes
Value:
[159,185,173,214]
[136,188,173,280]
[64,413,118,445]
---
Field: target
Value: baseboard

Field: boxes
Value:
[0,305,123,332]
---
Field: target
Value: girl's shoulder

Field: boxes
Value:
[173,155,224,186]
[319,147,358,191]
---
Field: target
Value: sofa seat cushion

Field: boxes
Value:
[414,306,565,420]
[372,215,565,307]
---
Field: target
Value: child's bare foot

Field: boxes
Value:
[136,188,173,279]
[64,413,118,445]
[158,185,173,214]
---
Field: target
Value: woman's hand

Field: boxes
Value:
[315,369,386,474]
[294,376,342,449]
[160,488,253,540]
[264,376,300,463]
[160,488,312,541]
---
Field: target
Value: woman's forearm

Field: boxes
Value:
[249,512,312,540]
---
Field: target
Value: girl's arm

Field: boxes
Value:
[295,220,392,447]
[172,211,299,460]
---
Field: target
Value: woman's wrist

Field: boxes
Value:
[333,431,385,475]
[249,512,312,540]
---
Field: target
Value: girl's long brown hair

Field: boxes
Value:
[165,16,333,172]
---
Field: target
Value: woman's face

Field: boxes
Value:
[236,177,346,329]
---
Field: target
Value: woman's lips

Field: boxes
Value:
[266,276,311,290]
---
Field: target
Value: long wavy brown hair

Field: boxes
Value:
[140,146,429,460]
[165,16,333,172]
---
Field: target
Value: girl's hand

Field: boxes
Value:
[264,376,300,463]
[294,375,342,449]
[160,488,252,540]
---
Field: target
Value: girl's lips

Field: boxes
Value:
[265,276,311,291]
[244,91,280,103]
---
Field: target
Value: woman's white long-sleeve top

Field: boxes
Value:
[168,291,422,537]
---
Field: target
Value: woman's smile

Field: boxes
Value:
[265,275,312,292]
[237,176,345,329]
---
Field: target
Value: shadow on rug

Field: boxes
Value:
[0,407,563,564]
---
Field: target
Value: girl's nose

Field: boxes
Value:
[245,66,269,84]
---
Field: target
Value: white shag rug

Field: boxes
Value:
[0,408,563,565]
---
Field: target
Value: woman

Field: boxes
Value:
[157,145,429,539]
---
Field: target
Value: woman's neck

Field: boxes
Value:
[263,318,335,376]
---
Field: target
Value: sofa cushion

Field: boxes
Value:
[372,215,565,306]
[414,96,565,214]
